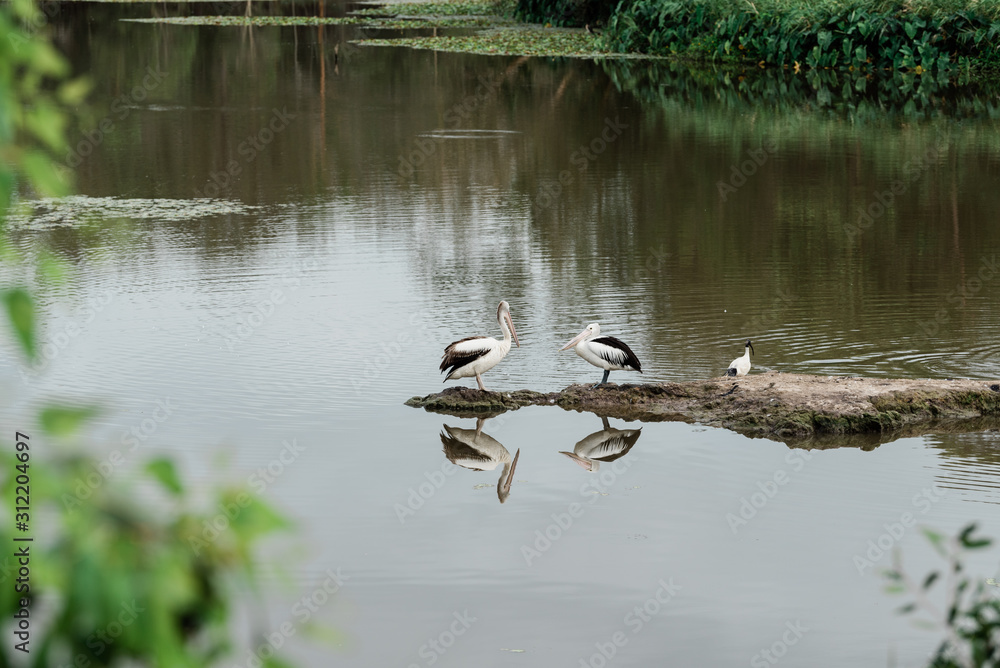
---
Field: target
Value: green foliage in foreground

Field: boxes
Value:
[601,0,1000,72]
[0,2,301,667]
[884,523,1000,667]
[1,454,292,667]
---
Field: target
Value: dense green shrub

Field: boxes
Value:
[601,0,1000,72]
[515,0,626,27]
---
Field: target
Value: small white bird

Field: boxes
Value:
[727,339,754,376]
[560,322,642,387]
[560,416,641,472]
[440,301,519,392]
[441,419,520,504]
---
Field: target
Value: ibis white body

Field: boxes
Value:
[727,339,754,376]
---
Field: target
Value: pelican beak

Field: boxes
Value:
[499,449,520,503]
[560,328,589,351]
[505,310,519,348]
[560,451,595,471]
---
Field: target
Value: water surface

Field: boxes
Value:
[4,4,1000,666]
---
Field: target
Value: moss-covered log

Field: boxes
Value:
[406,371,1000,441]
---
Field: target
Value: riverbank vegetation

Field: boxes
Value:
[519,0,1000,72]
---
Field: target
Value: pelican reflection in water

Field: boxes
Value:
[441,418,520,503]
[560,416,641,472]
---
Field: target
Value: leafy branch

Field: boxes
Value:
[884,523,1000,668]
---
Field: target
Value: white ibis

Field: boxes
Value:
[441,419,520,504]
[727,339,754,376]
[440,301,519,392]
[560,416,641,472]
[560,322,642,387]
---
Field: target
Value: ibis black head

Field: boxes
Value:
[745,339,754,356]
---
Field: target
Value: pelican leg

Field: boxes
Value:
[476,373,488,392]
[593,369,611,388]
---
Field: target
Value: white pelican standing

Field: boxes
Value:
[560,322,642,387]
[441,419,520,503]
[726,339,754,376]
[560,416,641,472]
[440,301,519,392]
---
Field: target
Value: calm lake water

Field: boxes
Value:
[5,2,1000,665]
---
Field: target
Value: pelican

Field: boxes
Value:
[560,416,641,472]
[560,322,642,387]
[727,339,754,376]
[440,301,519,392]
[441,419,520,503]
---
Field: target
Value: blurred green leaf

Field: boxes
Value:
[57,77,91,106]
[2,287,35,359]
[147,458,184,496]
[23,100,67,153]
[21,149,70,197]
[233,494,292,537]
[958,522,982,545]
[21,40,68,78]
[39,404,100,436]
[10,0,37,22]
[264,657,299,668]
[922,527,947,556]
[0,169,13,221]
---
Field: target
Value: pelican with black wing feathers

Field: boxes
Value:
[440,300,519,392]
[560,322,642,387]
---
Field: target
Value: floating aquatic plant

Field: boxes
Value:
[8,196,261,230]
